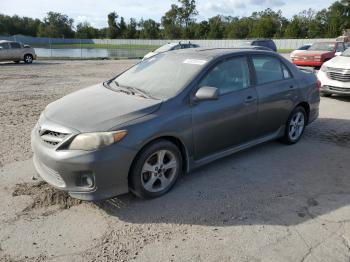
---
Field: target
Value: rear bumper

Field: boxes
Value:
[31,127,137,200]
[292,60,323,67]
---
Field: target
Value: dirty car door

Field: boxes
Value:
[192,56,258,160]
[251,54,298,136]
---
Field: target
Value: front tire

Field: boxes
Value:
[129,140,182,199]
[24,54,33,64]
[280,106,307,145]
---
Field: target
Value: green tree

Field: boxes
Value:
[76,22,99,39]
[125,18,138,39]
[38,12,74,38]
[119,17,127,38]
[161,4,182,38]
[139,19,161,39]
[107,12,119,38]
[207,16,226,39]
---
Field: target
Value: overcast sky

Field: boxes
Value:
[1,0,335,28]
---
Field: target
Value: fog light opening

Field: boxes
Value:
[80,174,95,188]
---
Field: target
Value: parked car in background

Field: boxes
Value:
[290,44,312,59]
[336,35,349,47]
[317,47,350,97]
[143,42,199,60]
[0,40,36,63]
[240,39,277,52]
[291,42,346,69]
[31,48,319,200]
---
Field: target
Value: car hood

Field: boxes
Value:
[324,55,350,69]
[44,84,162,132]
[298,50,334,56]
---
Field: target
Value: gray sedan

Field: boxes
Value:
[31,49,320,200]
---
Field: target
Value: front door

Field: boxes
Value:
[192,56,258,160]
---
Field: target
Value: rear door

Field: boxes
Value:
[251,54,298,136]
[192,55,258,159]
[9,42,23,60]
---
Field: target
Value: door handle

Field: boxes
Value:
[244,96,256,103]
[289,85,294,89]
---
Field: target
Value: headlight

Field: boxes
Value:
[320,65,328,72]
[67,130,127,151]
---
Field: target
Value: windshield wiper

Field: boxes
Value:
[105,80,155,99]
[113,81,154,99]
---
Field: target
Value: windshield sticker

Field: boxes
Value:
[183,59,207,65]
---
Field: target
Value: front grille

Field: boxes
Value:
[38,128,70,146]
[327,68,350,82]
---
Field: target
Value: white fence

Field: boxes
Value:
[0,35,336,49]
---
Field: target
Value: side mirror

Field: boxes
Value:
[335,51,342,56]
[194,86,219,102]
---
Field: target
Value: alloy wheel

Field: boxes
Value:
[288,111,305,141]
[141,150,178,193]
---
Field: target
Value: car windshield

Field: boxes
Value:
[154,44,177,53]
[109,53,208,99]
[341,48,350,57]
[309,42,335,51]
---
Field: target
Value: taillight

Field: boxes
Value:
[316,80,321,91]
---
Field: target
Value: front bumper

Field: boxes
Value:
[317,70,350,96]
[31,122,137,200]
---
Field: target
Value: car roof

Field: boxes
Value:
[168,47,275,60]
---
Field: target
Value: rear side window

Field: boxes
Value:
[252,55,287,84]
[10,42,21,49]
[0,43,10,49]
[199,56,251,95]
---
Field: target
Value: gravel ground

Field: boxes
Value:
[0,60,350,262]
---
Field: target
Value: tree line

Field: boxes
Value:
[0,0,349,39]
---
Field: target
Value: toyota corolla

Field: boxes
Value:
[31,49,320,200]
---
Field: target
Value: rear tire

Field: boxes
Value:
[24,54,33,64]
[129,140,182,199]
[280,106,307,145]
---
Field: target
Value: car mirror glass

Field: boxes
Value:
[194,86,219,102]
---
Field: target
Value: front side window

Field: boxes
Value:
[336,43,345,52]
[10,42,21,49]
[252,55,285,84]
[198,56,251,95]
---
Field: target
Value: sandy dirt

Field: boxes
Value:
[0,60,350,262]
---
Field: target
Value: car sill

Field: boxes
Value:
[192,126,284,169]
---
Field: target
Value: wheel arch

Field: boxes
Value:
[295,101,310,124]
[127,135,190,184]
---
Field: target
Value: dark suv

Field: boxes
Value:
[243,39,277,52]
